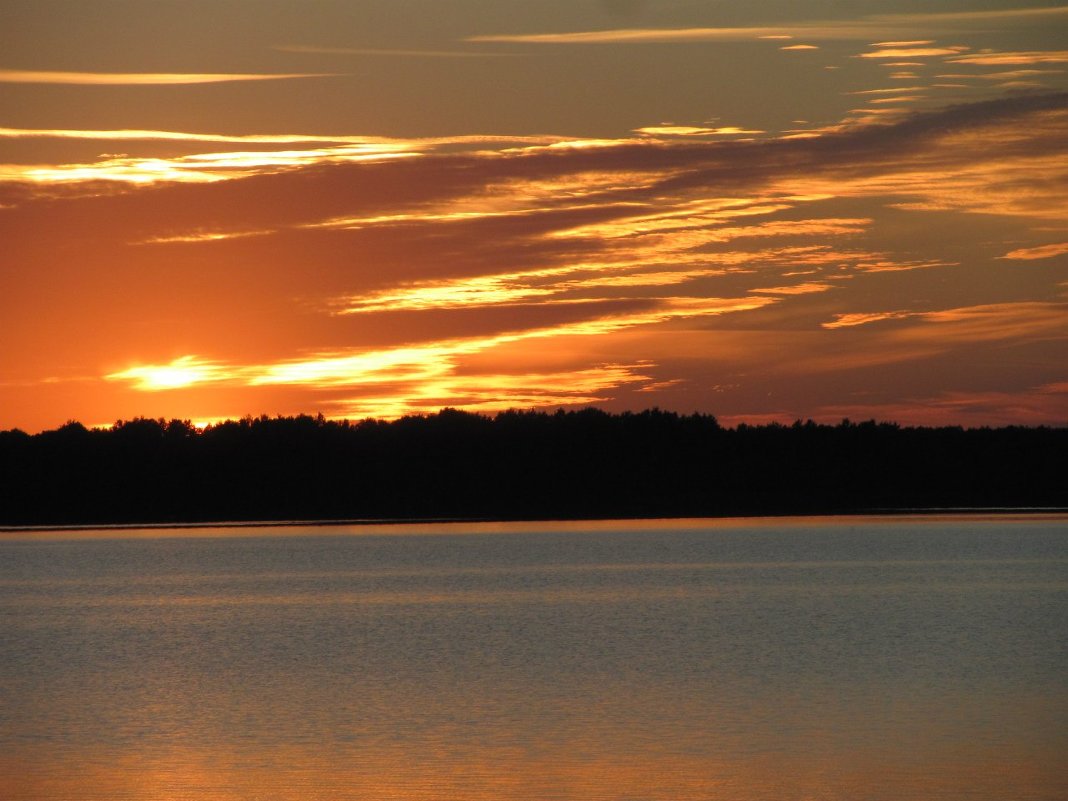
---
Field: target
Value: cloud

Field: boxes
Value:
[634,126,764,137]
[847,87,926,95]
[0,127,406,145]
[102,296,775,420]
[328,363,654,419]
[467,7,1068,46]
[873,6,1068,24]
[6,93,1068,427]
[901,302,1068,346]
[822,311,913,329]
[752,282,835,296]
[466,27,883,45]
[275,44,514,58]
[0,127,566,149]
[0,146,422,185]
[0,70,338,85]
[946,51,1068,66]
[106,356,229,391]
[1000,242,1068,260]
[858,48,968,59]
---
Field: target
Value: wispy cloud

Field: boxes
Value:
[103,295,775,418]
[1001,242,1068,260]
[468,7,1068,46]
[936,69,1064,81]
[0,127,405,145]
[0,126,566,149]
[0,69,338,85]
[328,362,655,419]
[633,125,764,137]
[275,44,513,58]
[7,93,1067,427]
[873,6,1068,24]
[466,27,881,45]
[0,144,421,184]
[822,311,913,329]
[858,47,968,59]
[946,51,1068,66]
[873,41,935,48]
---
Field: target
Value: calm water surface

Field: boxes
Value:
[1,515,1065,800]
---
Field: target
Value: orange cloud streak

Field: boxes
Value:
[0,70,337,85]
[1001,242,1068,260]
[946,51,1068,66]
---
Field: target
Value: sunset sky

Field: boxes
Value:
[2,0,1067,432]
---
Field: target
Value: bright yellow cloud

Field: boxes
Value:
[634,126,764,137]
[0,144,421,184]
[105,356,229,391]
[858,47,968,59]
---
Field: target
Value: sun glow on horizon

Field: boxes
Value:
[2,3,1067,432]
[105,357,229,391]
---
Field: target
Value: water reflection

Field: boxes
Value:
[2,516,1066,800]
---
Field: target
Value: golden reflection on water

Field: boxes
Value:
[3,739,1064,801]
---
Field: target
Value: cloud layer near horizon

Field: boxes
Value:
[0,70,337,85]
[2,91,1066,430]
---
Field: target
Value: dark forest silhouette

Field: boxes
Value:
[1,408,1064,526]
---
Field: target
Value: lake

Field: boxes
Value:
[1,515,1065,800]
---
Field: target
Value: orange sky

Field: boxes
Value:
[1,1,1066,431]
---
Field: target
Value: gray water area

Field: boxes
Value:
[1,515,1065,800]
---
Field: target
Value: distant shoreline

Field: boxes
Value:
[3,507,1067,535]
[3,411,1065,529]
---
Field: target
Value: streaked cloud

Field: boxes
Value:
[5,92,1067,429]
[328,363,655,419]
[874,6,1068,24]
[275,44,513,58]
[138,230,270,245]
[0,69,337,85]
[1001,242,1068,260]
[873,41,935,48]
[468,7,1068,47]
[634,126,764,137]
[0,127,566,149]
[847,87,926,95]
[858,47,968,59]
[752,282,835,296]
[103,296,776,421]
[0,127,406,145]
[936,69,1064,81]
[901,302,1068,346]
[822,311,913,329]
[0,144,421,184]
[466,27,883,45]
[946,51,1068,66]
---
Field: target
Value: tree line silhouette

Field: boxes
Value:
[0,408,1064,526]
